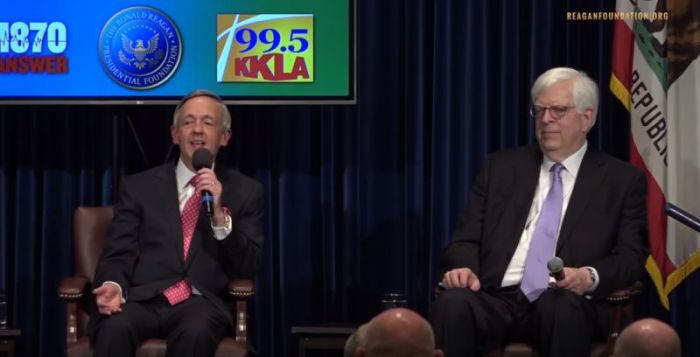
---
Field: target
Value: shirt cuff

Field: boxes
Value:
[103,281,126,303]
[584,266,599,293]
[211,207,232,240]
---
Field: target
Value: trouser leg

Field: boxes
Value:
[162,295,231,357]
[91,301,159,357]
[430,288,514,357]
[528,289,596,357]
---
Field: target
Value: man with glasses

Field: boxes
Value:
[429,67,648,357]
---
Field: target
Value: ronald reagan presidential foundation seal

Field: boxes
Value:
[99,6,182,90]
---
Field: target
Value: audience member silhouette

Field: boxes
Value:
[356,308,443,357]
[614,318,681,357]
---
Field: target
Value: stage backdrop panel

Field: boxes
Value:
[0,0,354,104]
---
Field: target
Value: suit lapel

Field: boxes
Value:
[508,147,542,245]
[556,149,606,253]
[154,164,186,265]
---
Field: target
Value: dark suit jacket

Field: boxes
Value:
[439,145,648,300]
[93,162,264,321]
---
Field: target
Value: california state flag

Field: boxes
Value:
[611,0,700,309]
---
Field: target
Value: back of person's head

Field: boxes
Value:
[531,67,599,126]
[356,308,443,357]
[345,324,368,357]
[614,318,681,357]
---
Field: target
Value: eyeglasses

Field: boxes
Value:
[529,105,577,120]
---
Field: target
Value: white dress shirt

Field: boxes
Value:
[501,142,599,292]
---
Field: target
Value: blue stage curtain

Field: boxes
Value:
[0,0,698,356]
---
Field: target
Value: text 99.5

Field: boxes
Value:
[235,28,309,54]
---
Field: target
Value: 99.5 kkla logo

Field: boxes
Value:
[216,14,313,82]
[98,6,182,89]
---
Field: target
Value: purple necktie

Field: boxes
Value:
[521,163,564,302]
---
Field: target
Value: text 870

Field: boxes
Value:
[0,22,67,54]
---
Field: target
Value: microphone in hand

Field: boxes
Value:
[192,148,214,217]
[547,256,566,281]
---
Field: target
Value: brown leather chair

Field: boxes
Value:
[58,206,254,357]
[435,282,642,357]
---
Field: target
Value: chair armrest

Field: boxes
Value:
[228,279,255,299]
[606,281,643,304]
[603,281,643,355]
[58,276,90,301]
[228,279,254,346]
[58,276,90,345]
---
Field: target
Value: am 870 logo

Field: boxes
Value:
[216,14,313,82]
[0,21,68,73]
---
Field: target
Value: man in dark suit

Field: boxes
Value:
[89,90,264,356]
[429,67,648,357]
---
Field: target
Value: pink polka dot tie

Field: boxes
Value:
[163,176,201,305]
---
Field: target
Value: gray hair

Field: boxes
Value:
[172,89,231,131]
[531,67,599,125]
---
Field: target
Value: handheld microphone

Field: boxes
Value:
[547,257,565,281]
[192,148,214,217]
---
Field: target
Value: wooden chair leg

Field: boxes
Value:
[66,301,78,344]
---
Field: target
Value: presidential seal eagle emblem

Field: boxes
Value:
[120,33,162,69]
[99,6,182,89]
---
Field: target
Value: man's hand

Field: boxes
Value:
[442,267,481,291]
[93,284,123,315]
[195,168,222,205]
[196,168,227,225]
[552,267,594,295]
